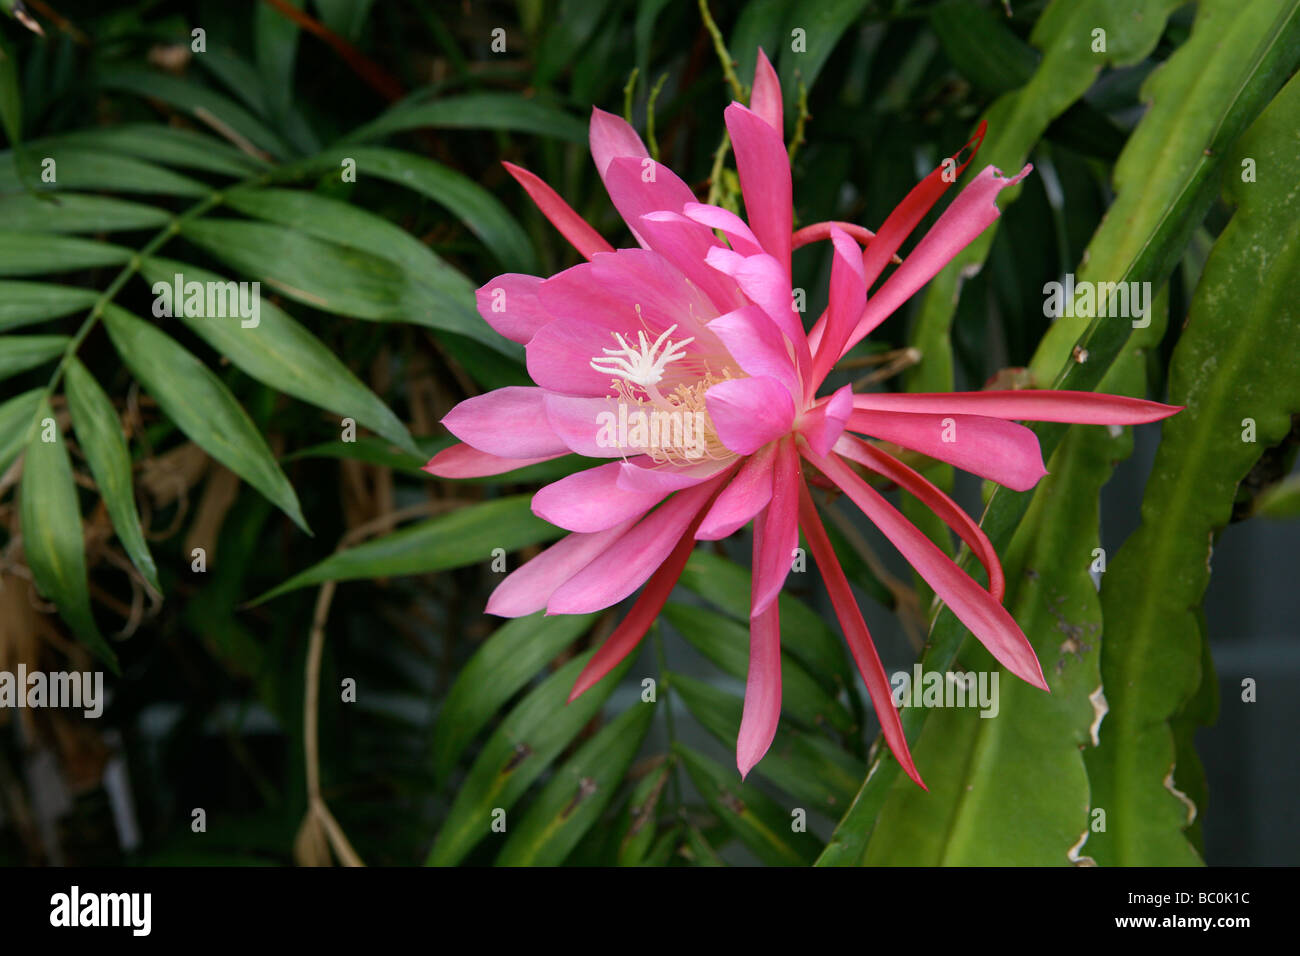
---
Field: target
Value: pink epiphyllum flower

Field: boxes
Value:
[425,50,1181,786]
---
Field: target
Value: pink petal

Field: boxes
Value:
[545,391,738,463]
[531,247,739,401]
[422,442,564,479]
[796,478,925,789]
[706,376,795,455]
[842,163,1033,358]
[637,211,747,313]
[441,387,572,459]
[567,491,719,702]
[750,437,799,617]
[704,247,811,373]
[847,408,1047,492]
[603,155,701,250]
[503,161,613,260]
[737,599,781,778]
[851,389,1183,424]
[806,446,1047,691]
[542,393,628,458]
[804,122,986,357]
[474,274,551,345]
[725,102,792,274]
[696,442,776,540]
[799,384,853,457]
[539,248,720,345]
[548,478,723,614]
[587,248,722,337]
[527,317,629,397]
[486,518,637,617]
[532,462,667,533]
[811,227,867,387]
[792,221,878,251]
[590,106,650,175]
[860,120,987,291]
[616,457,736,493]
[833,434,1004,602]
[682,202,764,257]
[749,48,783,135]
[706,305,799,400]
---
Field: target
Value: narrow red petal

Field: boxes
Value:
[851,389,1183,424]
[737,599,782,779]
[423,442,562,479]
[834,434,1005,602]
[844,162,1032,355]
[796,477,926,790]
[806,123,985,360]
[503,161,614,261]
[566,483,722,701]
[791,221,878,250]
[806,445,1048,691]
[751,436,800,617]
[859,120,986,291]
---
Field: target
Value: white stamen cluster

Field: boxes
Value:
[589,323,695,387]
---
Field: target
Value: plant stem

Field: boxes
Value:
[788,74,811,162]
[646,72,669,162]
[706,130,731,208]
[31,160,282,442]
[44,195,217,393]
[697,0,745,101]
[623,67,640,125]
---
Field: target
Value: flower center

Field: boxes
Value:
[589,313,734,465]
[588,323,695,387]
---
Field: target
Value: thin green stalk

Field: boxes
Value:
[646,72,669,162]
[788,75,810,162]
[706,130,731,208]
[26,158,286,444]
[697,0,745,101]
[43,193,223,396]
[623,67,640,124]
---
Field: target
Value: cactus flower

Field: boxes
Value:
[426,49,1180,785]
